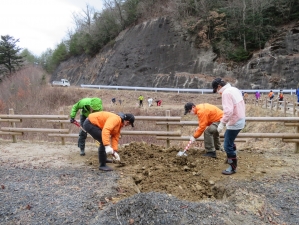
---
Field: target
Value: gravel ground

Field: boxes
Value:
[0,165,118,225]
[92,175,299,225]
[1,163,299,224]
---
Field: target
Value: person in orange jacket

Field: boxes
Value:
[83,111,135,171]
[184,102,224,158]
[268,90,275,100]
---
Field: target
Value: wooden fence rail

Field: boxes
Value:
[246,97,299,116]
[1,109,299,152]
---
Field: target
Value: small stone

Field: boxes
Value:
[209,180,215,185]
[183,166,190,171]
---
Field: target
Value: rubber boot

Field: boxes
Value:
[222,158,237,175]
[80,149,85,156]
[223,144,236,163]
[98,148,113,171]
[106,159,113,163]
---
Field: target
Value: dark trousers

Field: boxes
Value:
[78,115,87,150]
[83,119,107,167]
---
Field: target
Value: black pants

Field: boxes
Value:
[78,115,87,150]
[83,119,107,167]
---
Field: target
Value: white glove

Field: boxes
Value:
[217,122,225,133]
[113,152,120,161]
[105,146,114,155]
[190,136,196,143]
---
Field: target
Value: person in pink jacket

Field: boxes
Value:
[212,78,245,175]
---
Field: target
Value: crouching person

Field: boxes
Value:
[83,111,135,171]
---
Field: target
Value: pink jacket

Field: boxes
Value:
[218,83,245,126]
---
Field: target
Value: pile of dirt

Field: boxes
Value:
[85,142,286,202]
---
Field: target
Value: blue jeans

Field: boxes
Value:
[224,129,241,157]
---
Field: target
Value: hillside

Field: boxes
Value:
[50,0,299,90]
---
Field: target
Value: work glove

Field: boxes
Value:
[217,122,225,133]
[113,152,120,161]
[105,146,121,161]
[190,136,196,143]
[70,118,75,123]
[105,146,114,155]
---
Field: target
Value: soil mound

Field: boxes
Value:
[86,142,272,202]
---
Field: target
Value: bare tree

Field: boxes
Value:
[72,4,96,33]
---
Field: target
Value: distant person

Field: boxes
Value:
[255,91,261,101]
[83,112,135,171]
[119,99,122,105]
[278,90,284,101]
[155,99,162,106]
[138,95,144,107]
[111,98,116,105]
[147,97,153,107]
[296,86,299,103]
[184,102,223,158]
[70,98,103,156]
[268,90,274,100]
[212,78,245,175]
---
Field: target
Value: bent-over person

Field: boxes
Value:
[184,102,223,158]
[83,111,135,171]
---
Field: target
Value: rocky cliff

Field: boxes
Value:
[52,18,299,89]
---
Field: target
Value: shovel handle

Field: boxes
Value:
[73,120,87,132]
[183,140,192,152]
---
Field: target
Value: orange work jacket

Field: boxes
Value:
[193,103,223,138]
[88,111,123,151]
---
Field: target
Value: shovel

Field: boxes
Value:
[177,140,192,157]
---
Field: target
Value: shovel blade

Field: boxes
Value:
[177,151,187,157]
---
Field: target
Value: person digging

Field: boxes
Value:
[83,111,135,171]
[70,97,103,156]
[184,102,223,158]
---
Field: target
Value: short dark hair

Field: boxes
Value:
[184,102,195,115]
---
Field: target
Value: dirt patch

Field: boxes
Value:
[83,142,293,202]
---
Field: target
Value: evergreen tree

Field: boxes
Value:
[0,35,24,76]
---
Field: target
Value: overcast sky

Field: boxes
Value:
[0,0,103,56]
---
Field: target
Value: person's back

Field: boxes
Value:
[70,97,103,156]
[148,97,153,107]
[221,85,245,126]
[193,103,223,138]
[268,91,274,100]
[255,91,260,100]
[279,91,284,101]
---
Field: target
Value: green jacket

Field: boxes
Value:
[70,98,103,118]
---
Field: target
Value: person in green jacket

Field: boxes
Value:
[138,95,144,107]
[70,98,103,156]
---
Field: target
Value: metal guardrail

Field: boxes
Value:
[80,84,297,94]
